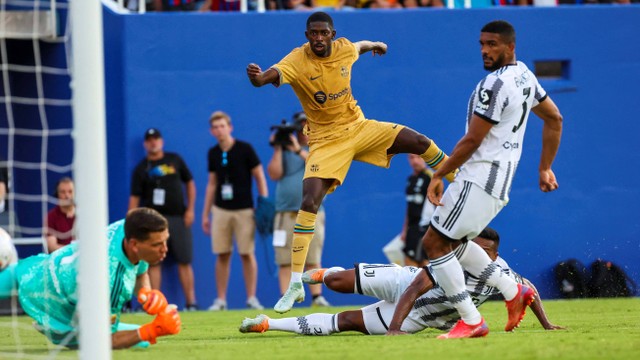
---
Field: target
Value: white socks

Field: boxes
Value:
[454,241,518,300]
[291,272,302,284]
[268,313,339,336]
[430,252,482,325]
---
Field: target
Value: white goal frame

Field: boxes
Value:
[71,0,111,358]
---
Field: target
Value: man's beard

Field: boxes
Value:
[484,53,505,71]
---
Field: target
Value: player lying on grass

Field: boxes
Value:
[239,227,563,336]
[0,208,181,349]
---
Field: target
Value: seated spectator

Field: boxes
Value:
[288,0,314,10]
[45,177,75,253]
[583,0,631,3]
[494,0,532,5]
[153,0,197,11]
[358,0,404,8]
[311,0,348,10]
[412,0,444,6]
[199,0,241,11]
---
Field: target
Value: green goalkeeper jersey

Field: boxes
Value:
[16,219,149,344]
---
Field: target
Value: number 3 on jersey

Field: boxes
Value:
[512,87,531,133]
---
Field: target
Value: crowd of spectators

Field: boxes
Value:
[125,0,637,13]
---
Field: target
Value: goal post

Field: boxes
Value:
[70,0,111,358]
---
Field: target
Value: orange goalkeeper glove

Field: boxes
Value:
[138,287,168,315]
[137,304,182,345]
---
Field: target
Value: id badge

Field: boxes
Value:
[272,230,287,247]
[152,188,166,206]
[221,184,234,201]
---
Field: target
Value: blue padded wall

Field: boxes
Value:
[101,6,640,308]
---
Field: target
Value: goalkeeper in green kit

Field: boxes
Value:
[0,208,182,349]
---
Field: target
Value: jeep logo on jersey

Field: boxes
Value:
[314,91,327,104]
[476,88,493,111]
[341,66,349,78]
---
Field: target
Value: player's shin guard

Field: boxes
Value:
[430,252,482,325]
[454,240,518,300]
[291,210,317,274]
[421,141,457,182]
[269,313,339,336]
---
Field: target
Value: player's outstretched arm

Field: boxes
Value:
[523,277,565,330]
[112,330,147,349]
[532,97,563,192]
[354,41,387,56]
[246,63,279,87]
[386,270,433,335]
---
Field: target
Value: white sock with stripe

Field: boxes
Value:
[268,313,339,335]
[454,240,518,300]
[430,252,482,325]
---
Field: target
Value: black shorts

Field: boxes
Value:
[165,215,193,264]
[403,224,427,263]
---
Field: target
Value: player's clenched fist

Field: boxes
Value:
[246,63,262,78]
[138,304,182,345]
[138,287,168,315]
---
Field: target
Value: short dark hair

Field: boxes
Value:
[481,20,516,44]
[124,208,168,242]
[477,226,500,246]
[307,11,333,29]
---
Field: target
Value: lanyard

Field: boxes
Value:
[222,151,228,167]
[222,151,230,184]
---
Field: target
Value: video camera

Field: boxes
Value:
[270,112,306,147]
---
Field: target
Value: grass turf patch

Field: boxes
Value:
[0,298,638,359]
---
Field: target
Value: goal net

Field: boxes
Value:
[1,0,110,358]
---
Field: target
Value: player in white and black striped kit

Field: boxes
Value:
[238,228,563,336]
[421,20,563,339]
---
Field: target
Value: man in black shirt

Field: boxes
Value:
[202,111,269,311]
[400,154,431,267]
[130,128,198,310]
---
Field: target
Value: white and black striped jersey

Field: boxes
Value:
[458,61,547,201]
[406,257,523,331]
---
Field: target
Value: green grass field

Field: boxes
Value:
[1,298,639,359]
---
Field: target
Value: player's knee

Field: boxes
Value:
[416,134,431,153]
[323,272,339,289]
[300,195,321,213]
[422,229,449,258]
[324,272,354,293]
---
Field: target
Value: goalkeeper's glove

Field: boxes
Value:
[138,287,168,315]
[137,304,182,345]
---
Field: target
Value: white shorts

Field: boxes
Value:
[360,300,430,335]
[355,263,422,303]
[430,180,507,241]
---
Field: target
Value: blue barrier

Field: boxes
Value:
[99,5,640,308]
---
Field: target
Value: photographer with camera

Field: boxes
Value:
[267,112,330,307]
